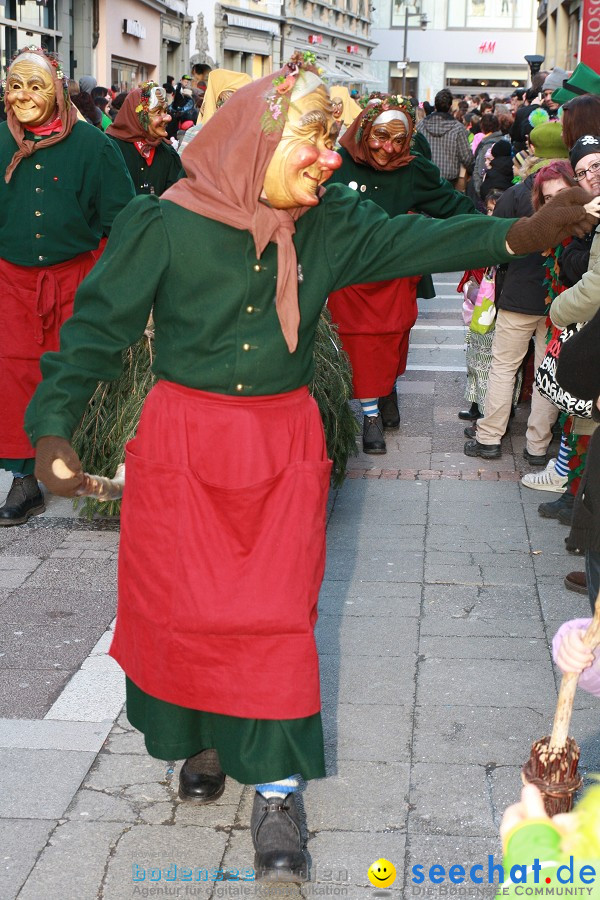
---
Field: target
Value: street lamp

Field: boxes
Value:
[398,1,428,95]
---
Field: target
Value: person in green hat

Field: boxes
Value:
[552,62,600,106]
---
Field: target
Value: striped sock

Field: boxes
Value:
[360,398,379,417]
[255,775,300,799]
[555,435,569,478]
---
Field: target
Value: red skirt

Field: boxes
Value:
[0,252,96,458]
[110,382,332,720]
[328,276,420,397]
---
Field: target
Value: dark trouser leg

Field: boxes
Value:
[585,550,600,615]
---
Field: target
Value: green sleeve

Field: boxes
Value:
[410,155,477,218]
[496,822,561,898]
[412,131,432,161]
[322,184,514,292]
[97,139,136,235]
[25,195,168,444]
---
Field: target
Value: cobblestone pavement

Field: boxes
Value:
[1,273,599,900]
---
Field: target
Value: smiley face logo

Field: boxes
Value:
[367,858,396,888]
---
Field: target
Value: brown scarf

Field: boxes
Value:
[163,67,320,353]
[106,88,166,148]
[340,95,415,172]
[4,50,77,184]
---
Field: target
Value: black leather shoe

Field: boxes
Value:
[464,425,477,439]
[178,749,226,803]
[523,448,547,466]
[464,439,501,460]
[458,402,481,421]
[558,505,574,527]
[538,492,574,520]
[252,792,308,883]
[0,475,45,526]
[378,389,400,429]
[362,414,386,454]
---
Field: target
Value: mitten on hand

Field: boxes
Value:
[506,186,598,255]
[35,436,84,497]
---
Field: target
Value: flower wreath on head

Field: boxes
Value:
[355,92,415,144]
[2,45,66,97]
[261,50,325,134]
[135,81,166,130]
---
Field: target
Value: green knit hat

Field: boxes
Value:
[552,62,600,104]
[529,122,568,161]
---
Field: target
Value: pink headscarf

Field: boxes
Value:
[162,58,326,353]
[4,48,77,184]
[107,84,169,147]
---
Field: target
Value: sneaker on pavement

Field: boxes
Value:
[521,459,568,493]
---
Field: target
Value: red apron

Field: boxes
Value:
[110,382,332,720]
[328,276,420,398]
[0,252,96,458]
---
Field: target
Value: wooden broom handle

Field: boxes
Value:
[550,590,600,750]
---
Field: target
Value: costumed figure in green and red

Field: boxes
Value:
[24,52,596,880]
[106,82,185,196]
[0,46,135,525]
[327,92,479,454]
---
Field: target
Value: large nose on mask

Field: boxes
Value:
[319,149,342,170]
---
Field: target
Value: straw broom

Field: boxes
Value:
[521,592,600,815]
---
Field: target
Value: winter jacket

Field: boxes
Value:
[480,154,514,202]
[492,174,548,315]
[416,112,472,181]
[471,131,504,194]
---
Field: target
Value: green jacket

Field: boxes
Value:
[25,185,515,444]
[107,137,185,196]
[497,821,600,897]
[0,120,136,266]
[329,148,476,298]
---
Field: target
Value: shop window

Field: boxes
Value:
[447,0,532,29]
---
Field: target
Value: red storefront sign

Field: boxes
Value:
[581,0,600,71]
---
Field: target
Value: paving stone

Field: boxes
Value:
[320,653,416,707]
[0,819,56,900]
[16,820,126,900]
[409,763,497,836]
[405,833,501,897]
[316,615,418,658]
[413,705,551,765]
[416,659,557,709]
[304,761,409,831]
[0,668,70,718]
[66,787,138,823]
[324,550,424,583]
[0,555,41,571]
[419,636,549,662]
[303,831,405,888]
[104,727,148,755]
[326,529,427,551]
[2,583,115,634]
[84,752,174,792]
[421,584,543,622]
[0,748,96,818]
[0,623,102,669]
[103,824,229,899]
[323,703,412,766]
[420,615,545,639]
[24,557,118,591]
[0,717,111,751]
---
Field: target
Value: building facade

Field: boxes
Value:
[536,0,600,75]
[0,0,191,90]
[371,0,538,100]
[187,0,377,87]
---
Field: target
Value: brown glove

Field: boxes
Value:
[35,436,84,498]
[506,186,598,255]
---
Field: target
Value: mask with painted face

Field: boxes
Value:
[340,93,416,172]
[145,86,171,140]
[262,80,342,209]
[5,56,57,127]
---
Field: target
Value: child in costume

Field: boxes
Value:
[0,46,135,525]
[24,53,597,881]
[498,781,600,897]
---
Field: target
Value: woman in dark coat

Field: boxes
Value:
[480,139,514,202]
